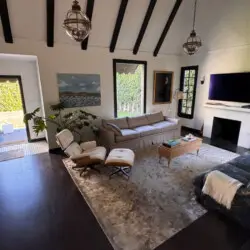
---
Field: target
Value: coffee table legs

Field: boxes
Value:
[159,156,171,167]
[168,159,171,167]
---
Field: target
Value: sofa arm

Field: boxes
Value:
[165,117,180,124]
[70,154,90,162]
[80,141,97,151]
[98,127,115,148]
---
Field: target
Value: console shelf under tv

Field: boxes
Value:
[204,104,250,113]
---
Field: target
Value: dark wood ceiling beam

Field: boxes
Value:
[0,0,13,43]
[153,0,182,57]
[133,0,157,55]
[46,0,55,47]
[81,0,95,50]
[110,0,128,53]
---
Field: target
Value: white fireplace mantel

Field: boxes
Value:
[204,104,250,113]
[203,104,250,149]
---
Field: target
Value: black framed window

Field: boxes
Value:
[113,59,147,118]
[0,75,31,142]
[178,66,198,119]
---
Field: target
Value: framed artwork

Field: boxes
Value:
[57,73,101,108]
[153,71,174,104]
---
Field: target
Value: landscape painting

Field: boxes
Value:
[57,74,101,108]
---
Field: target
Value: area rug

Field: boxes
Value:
[0,149,24,162]
[63,143,238,250]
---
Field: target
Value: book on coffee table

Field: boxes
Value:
[182,137,197,142]
[163,139,181,148]
[182,134,197,142]
[158,137,203,166]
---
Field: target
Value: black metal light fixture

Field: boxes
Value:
[63,1,91,42]
[183,0,202,55]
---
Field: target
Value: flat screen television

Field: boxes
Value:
[209,72,250,103]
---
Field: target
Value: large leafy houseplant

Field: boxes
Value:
[23,103,98,141]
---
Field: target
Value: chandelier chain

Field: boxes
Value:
[182,0,202,55]
[192,0,197,30]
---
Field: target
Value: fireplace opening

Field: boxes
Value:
[211,117,241,152]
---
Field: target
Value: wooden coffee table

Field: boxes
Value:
[158,138,203,166]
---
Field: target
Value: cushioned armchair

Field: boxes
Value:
[56,129,107,174]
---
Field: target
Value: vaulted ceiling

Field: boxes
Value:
[0,0,250,56]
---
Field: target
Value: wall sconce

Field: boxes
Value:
[200,76,205,85]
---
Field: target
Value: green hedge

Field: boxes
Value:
[117,65,142,110]
[0,82,23,112]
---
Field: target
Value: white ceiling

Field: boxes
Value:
[0,0,250,55]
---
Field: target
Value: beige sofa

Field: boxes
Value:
[99,112,180,150]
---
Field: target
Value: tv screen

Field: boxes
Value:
[209,72,250,103]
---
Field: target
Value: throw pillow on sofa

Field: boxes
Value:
[106,123,122,136]
[127,115,149,129]
[146,112,164,124]
[103,117,128,129]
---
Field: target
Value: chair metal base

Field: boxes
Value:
[109,166,130,179]
[72,164,101,176]
[79,165,101,176]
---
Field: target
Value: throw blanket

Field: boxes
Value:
[202,170,243,209]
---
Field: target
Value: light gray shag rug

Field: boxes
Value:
[63,143,239,250]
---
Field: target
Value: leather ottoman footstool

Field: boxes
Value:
[105,148,135,179]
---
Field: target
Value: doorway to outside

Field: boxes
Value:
[113,59,147,118]
[0,76,30,146]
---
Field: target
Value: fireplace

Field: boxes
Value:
[211,117,241,152]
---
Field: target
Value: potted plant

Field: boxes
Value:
[23,102,98,141]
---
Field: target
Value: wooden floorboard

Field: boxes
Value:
[155,212,250,250]
[0,153,113,250]
[0,152,249,250]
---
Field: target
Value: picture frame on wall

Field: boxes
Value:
[57,73,101,108]
[153,71,174,104]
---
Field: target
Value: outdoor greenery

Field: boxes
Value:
[23,103,99,141]
[117,65,142,117]
[0,82,23,112]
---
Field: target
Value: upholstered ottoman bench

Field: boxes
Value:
[105,148,135,179]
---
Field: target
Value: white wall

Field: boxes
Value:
[0,54,45,140]
[0,38,181,148]
[180,45,250,130]
[177,0,250,131]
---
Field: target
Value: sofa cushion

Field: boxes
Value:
[228,155,250,174]
[64,142,82,157]
[71,146,107,163]
[105,148,135,167]
[134,125,159,137]
[56,129,74,150]
[84,146,107,161]
[106,123,122,136]
[127,115,149,128]
[116,129,140,142]
[146,112,164,124]
[102,117,128,129]
[80,141,97,151]
[152,121,177,132]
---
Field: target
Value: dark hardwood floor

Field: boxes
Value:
[0,153,113,250]
[0,151,250,250]
[156,213,250,250]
